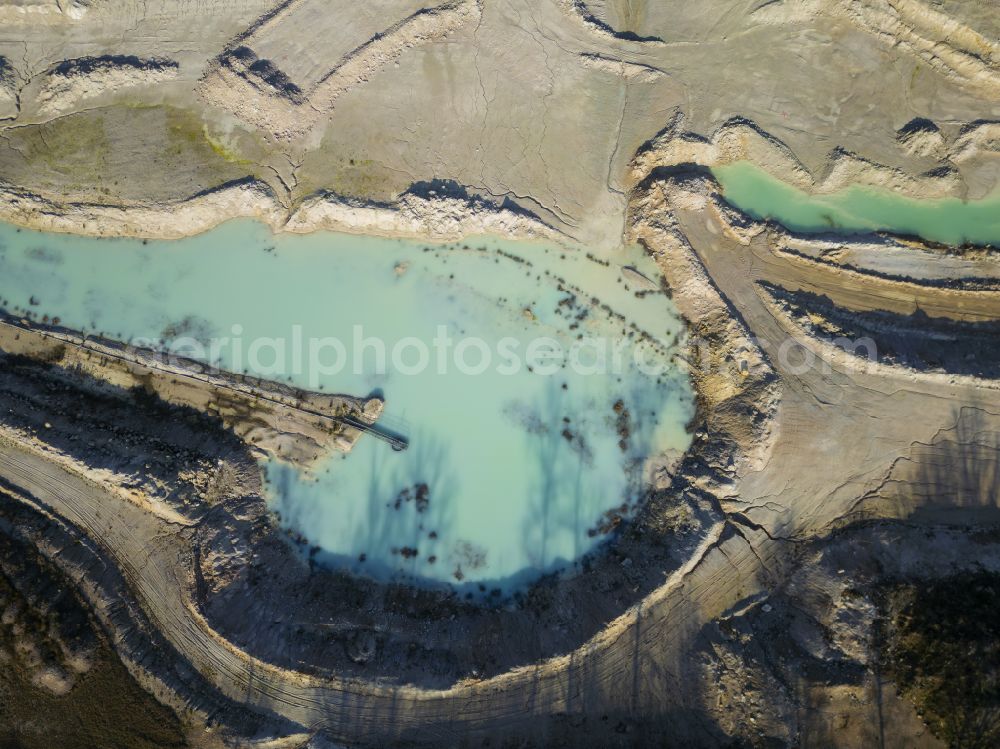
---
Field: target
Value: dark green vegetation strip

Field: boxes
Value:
[878,572,1000,749]
[0,514,187,749]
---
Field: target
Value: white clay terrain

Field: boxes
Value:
[0,1,999,747]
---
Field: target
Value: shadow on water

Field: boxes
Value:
[360,428,458,579]
[280,363,687,601]
[513,373,679,593]
[519,378,574,573]
[271,425,461,586]
[0,351,727,745]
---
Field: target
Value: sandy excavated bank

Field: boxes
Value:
[1,120,997,746]
[0,314,382,465]
[0,0,999,746]
[3,0,999,248]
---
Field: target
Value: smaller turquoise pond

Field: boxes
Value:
[714,161,1000,247]
[0,221,694,595]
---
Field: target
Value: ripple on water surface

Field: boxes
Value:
[0,220,694,594]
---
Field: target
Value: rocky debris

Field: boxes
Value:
[219,46,305,104]
[0,0,97,23]
[896,117,945,158]
[344,629,378,664]
[587,503,628,537]
[705,524,1000,747]
[0,348,256,525]
[0,178,286,240]
[285,183,563,242]
[630,115,812,191]
[0,175,562,246]
[579,52,666,81]
[35,56,179,117]
[555,0,664,44]
[701,617,799,746]
[953,120,1000,162]
[629,114,974,200]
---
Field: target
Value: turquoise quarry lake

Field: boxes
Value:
[714,161,1000,247]
[0,220,694,594]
